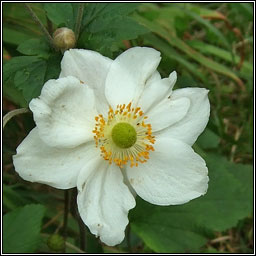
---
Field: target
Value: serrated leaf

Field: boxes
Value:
[130,153,253,253]
[43,3,74,28]
[82,3,140,27]
[3,56,40,82]
[14,60,47,102]
[3,204,46,253]
[90,16,148,41]
[17,38,50,57]
[79,3,148,54]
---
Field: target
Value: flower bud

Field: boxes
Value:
[47,234,65,252]
[53,27,76,51]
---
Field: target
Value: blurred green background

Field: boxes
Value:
[3,3,253,254]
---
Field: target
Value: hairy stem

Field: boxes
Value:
[24,3,56,50]
[47,17,53,36]
[74,3,85,40]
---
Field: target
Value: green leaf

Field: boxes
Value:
[79,3,148,55]
[17,38,50,57]
[196,128,220,149]
[82,3,140,27]
[3,77,28,107]
[44,53,62,81]
[3,3,47,45]
[130,153,253,253]
[3,204,46,253]
[3,56,48,104]
[43,3,74,28]
[3,56,40,82]
[3,185,31,211]
[14,60,47,102]
[3,26,35,46]
[85,17,147,44]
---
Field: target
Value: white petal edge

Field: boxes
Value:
[29,76,97,148]
[13,128,98,189]
[77,160,136,246]
[59,49,112,115]
[147,96,190,133]
[138,71,177,114]
[156,88,210,146]
[126,137,209,205]
[105,47,161,107]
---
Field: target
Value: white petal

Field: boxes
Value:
[138,71,177,113]
[13,128,98,189]
[29,76,97,148]
[147,96,190,132]
[77,161,136,246]
[60,49,112,115]
[105,47,161,107]
[126,137,208,205]
[157,88,210,145]
[146,70,161,85]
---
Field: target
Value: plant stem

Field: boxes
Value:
[47,17,53,36]
[74,3,85,40]
[66,241,85,253]
[24,3,56,50]
[63,190,70,240]
[70,188,86,251]
[78,214,86,251]
[126,224,132,252]
[3,108,29,129]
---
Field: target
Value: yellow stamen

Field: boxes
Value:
[93,102,155,168]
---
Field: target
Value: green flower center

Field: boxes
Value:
[111,122,137,148]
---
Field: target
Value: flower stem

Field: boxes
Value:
[62,190,70,240]
[24,3,56,50]
[78,215,86,251]
[70,188,86,251]
[74,3,85,40]
[126,224,132,252]
[47,17,53,36]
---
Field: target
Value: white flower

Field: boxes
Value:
[13,47,210,246]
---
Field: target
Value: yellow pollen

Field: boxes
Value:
[93,102,155,168]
